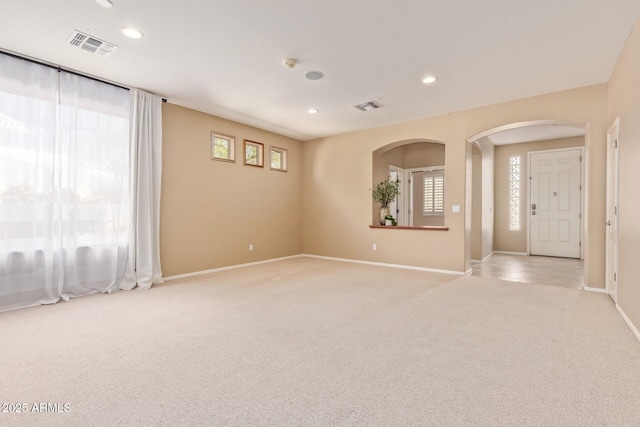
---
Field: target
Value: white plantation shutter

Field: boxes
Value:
[423,172,444,216]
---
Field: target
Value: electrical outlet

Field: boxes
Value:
[249,244,254,251]
[372,244,377,251]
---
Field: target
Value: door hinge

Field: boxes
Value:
[580,156,583,162]
[614,272,617,281]
[579,241,582,247]
[579,213,582,219]
[615,206,618,215]
[615,139,618,149]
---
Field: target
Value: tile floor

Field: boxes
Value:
[471,253,584,289]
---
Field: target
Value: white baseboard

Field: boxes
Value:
[493,251,528,256]
[302,254,465,275]
[163,254,305,281]
[482,251,496,262]
[165,253,466,281]
[465,268,473,275]
[472,252,497,265]
[616,303,640,344]
[583,286,607,294]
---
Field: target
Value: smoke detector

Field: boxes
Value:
[354,101,382,112]
[66,30,117,56]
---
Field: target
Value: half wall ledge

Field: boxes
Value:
[369,225,449,231]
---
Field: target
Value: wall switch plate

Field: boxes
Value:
[249,244,254,251]
[452,205,461,213]
[372,244,377,251]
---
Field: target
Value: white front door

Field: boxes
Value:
[606,119,620,303]
[529,149,582,258]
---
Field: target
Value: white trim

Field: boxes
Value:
[493,251,528,256]
[616,304,640,343]
[163,255,305,281]
[302,254,465,275]
[583,286,607,294]
[466,120,586,144]
[388,165,405,226]
[471,251,498,264]
[465,268,473,275]
[404,166,446,227]
[482,251,496,262]
[605,118,620,303]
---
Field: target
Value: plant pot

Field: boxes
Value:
[379,206,390,225]
[385,219,393,226]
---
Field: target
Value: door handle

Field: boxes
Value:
[531,203,536,210]
[605,220,611,226]
[531,211,536,216]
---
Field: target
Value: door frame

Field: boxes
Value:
[388,165,405,226]
[526,147,584,258]
[404,166,445,227]
[605,118,620,302]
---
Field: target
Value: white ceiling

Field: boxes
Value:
[1,0,639,141]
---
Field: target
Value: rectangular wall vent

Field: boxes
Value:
[66,30,117,56]
[354,101,382,112]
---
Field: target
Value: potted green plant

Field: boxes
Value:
[372,178,400,225]
[384,214,397,226]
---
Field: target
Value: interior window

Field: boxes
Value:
[372,141,445,227]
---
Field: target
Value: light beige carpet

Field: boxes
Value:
[1,257,639,426]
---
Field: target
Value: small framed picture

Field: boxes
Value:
[244,140,264,167]
[210,132,235,162]
[270,146,288,172]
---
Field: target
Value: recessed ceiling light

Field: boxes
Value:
[422,76,437,84]
[308,108,319,114]
[305,71,324,81]
[121,27,143,39]
[96,0,113,8]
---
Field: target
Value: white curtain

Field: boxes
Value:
[0,54,137,311]
[120,89,163,290]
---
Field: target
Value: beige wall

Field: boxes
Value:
[472,138,495,261]
[493,136,585,253]
[480,140,495,260]
[303,84,608,280]
[608,17,640,333]
[161,103,303,277]
[305,115,468,272]
[471,149,483,260]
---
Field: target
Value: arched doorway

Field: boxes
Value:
[466,120,588,287]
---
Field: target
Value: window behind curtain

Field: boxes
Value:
[0,54,130,311]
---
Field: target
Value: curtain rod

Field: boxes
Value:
[0,49,167,103]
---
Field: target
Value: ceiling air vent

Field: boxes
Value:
[66,30,117,56]
[354,101,381,112]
